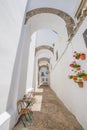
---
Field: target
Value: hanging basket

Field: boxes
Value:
[80,53,86,60]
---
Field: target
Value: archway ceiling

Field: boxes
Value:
[37,51,51,60]
[38,57,50,64]
[25,8,75,35]
[39,65,49,71]
[35,45,54,55]
[26,0,81,17]
[39,62,49,67]
[35,29,58,47]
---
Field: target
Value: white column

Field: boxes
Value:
[26,33,36,92]
[36,58,39,88]
[32,57,36,90]
[17,26,31,100]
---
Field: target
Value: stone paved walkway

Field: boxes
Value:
[13,86,84,130]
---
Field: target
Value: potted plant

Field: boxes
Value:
[73,51,86,60]
[73,51,80,59]
[68,75,73,79]
[76,79,83,88]
[69,61,80,70]
[72,75,77,80]
[69,75,77,82]
[77,71,87,81]
[82,74,87,81]
[80,53,86,60]
[77,72,87,81]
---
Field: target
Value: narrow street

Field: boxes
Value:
[13,86,84,130]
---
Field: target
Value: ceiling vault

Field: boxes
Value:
[35,45,54,55]
[38,57,50,64]
[25,8,75,36]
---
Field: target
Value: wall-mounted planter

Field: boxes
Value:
[69,51,87,88]
[69,61,80,70]
[72,76,77,80]
[80,53,86,60]
[76,66,81,70]
[73,51,86,60]
[82,76,87,81]
[77,81,83,88]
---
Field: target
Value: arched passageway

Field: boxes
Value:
[0,1,87,130]
[11,5,87,130]
[25,13,69,91]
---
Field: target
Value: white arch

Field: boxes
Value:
[26,13,68,40]
[25,13,68,90]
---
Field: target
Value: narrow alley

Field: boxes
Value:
[13,86,84,130]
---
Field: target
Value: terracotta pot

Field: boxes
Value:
[77,82,83,88]
[80,53,86,60]
[82,76,87,81]
[72,76,77,80]
[76,66,80,70]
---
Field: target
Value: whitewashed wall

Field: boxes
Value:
[26,13,68,90]
[26,33,36,91]
[0,0,27,114]
[50,16,87,130]
[32,57,37,89]
[0,0,28,130]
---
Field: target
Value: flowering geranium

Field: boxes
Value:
[69,61,80,68]
[76,70,87,78]
[68,75,73,79]
[73,51,86,60]
[76,79,83,84]
[69,75,77,80]
[73,51,80,59]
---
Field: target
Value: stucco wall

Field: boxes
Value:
[0,0,28,114]
[0,0,28,130]
[50,17,87,130]
[26,33,36,91]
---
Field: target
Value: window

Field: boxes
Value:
[41,72,44,76]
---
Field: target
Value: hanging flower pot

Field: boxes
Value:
[73,51,80,60]
[77,71,87,81]
[72,75,77,80]
[77,81,83,88]
[69,61,80,70]
[76,66,81,70]
[68,75,73,79]
[82,76,87,81]
[80,53,86,60]
[69,75,77,82]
